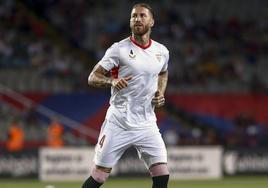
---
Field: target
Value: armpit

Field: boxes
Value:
[93,64,110,76]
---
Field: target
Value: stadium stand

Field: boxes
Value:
[0,0,268,148]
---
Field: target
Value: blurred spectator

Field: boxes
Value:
[47,116,64,147]
[191,127,202,145]
[203,128,219,145]
[6,118,24,152]
[163,128,179,146]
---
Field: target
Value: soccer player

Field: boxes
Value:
[82,3,169,188]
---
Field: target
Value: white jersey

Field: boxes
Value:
[98,37,169,130]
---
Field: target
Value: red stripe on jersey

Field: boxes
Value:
[111,67,119,78]
[130,36,152,49]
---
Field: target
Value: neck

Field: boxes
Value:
[131,32,151,46]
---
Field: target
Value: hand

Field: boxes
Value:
[152,91,165,108]
[111,76,132,90]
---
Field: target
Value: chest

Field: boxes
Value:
[119,46,164,75]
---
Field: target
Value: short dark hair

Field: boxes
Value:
[132,3,154,18]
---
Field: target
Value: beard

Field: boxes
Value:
[131,24,150,36]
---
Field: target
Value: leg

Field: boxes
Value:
[81,165,111,188]
[134,126,169,188]
[82,120,131,187]
[149,163,169,188]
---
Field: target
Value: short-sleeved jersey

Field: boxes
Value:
[98,37,169,130]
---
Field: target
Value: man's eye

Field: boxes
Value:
[141,14,146,18]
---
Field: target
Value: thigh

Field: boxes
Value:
[135,128,167,169]
[94,120,130,168]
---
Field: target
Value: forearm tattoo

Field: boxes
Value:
[88,65,112,88]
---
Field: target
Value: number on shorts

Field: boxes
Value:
[99,135,106,148]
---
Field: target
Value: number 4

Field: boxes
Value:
[99,135,106,148]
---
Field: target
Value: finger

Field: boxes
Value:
[152,97,158,103]
[152,96,162,103]
[113,80,122,89]
[111,79,117,87]
[115,85,121,90]
[154,96,164,101]
[153,97,165,105]
[117,82,125,89]
[157,100,165,106]
[121,79,129,87]
[156,101,165,108]
[124,76,132,81]
[119,80,129,88]
[120,80,128,88]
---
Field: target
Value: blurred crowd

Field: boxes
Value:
[0,101,90,151]
[1,101,267,150]
[0,0,88,90]
[1,0,268,92]
[161,102,268,147]
[1,0,268,149]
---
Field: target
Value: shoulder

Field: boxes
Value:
[102,38,131,60]
[105,38,130,55]
[117,37,132,49]
[111,37,131,48]
[151,40,169,54]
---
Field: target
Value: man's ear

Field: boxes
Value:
[150,19,154,27]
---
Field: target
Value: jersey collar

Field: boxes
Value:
[130,36,152,49]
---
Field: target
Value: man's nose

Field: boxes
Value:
[135,16,141,21]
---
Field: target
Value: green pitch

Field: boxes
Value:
[0,176,268,188]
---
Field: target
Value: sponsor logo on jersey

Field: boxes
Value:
[129,49,136,58]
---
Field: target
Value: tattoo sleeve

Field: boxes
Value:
[88,64,113,88]
[158,71,168,94]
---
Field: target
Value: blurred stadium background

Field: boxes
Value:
[1,0,268,187]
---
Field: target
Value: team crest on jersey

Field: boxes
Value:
[155,53,162,62]
[129,49,136,58]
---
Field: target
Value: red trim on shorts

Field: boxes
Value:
[111,66,119,78]
[130,36,152,49]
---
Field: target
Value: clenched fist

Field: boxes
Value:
[111,76,132,90]
[152,91,165,108]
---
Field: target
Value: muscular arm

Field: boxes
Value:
[157,70,168,95]
[88,64,112,88]
[88,64,132,89]
[152,70,168,108]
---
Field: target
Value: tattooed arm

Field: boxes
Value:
[152,70,168,108]
[88,64,132,89]
[88,64,112,88]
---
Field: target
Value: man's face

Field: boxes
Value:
[130,6,154,36]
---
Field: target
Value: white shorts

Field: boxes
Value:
[93,120,167,169]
